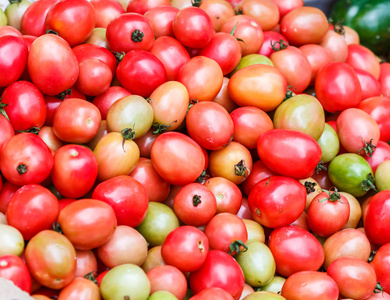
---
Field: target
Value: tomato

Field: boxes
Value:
[0,255,31,293]
[340,192,362,229]
[106,12,154,53]
[74,250,97,278]
[212,77,239,113]
[53,98,101,144]
[272,0,303,19]
[258,31,289,57]
[0,35,28,88]
[92,175,148,228]
[150,132,205,186]
[299,44,332,85]
[84,28,107,48]
[178,56,223,102]
[248,176,306,228]
[355,69,382,100]
[106,95,154,139]
[0,115,14,159]
[90,0,124,28]
[220,15,264,56]
[241,160,276,197]
[327,257,377,300]
[116,49,167,98]
[0,182,19,214]
[281,271,339,300]
[38,126,64,152]
[199,0,235,32]
[189,250,245,300]
[58,199,117,250]
[346,44,380,80]
[147,265,187,300]
[137,202,180,247]
[0,223,24,256]
[228,64,287,111]
[161,226,209,272]
[319,29,348,63]
[316,123,340,164]
[203,177,242,214]
[149,36,190,81]
[230,106,273,150]
[57,277,100,300]
[25,230,76,289]
[328,153,374,197]
[364,190,390,246]
[268,226,324,277]
[97,225,148,268]
[144,6,179,38]
[370,243,390,294]
[172,6,214,49]
[379,63,390,98]
[273,94,325,140]
[280,7,328,46]
[1,133,53,186]
[190,287,234,300]
[100,264,150,300]
[141,246,164,273]
[376,160,390,192]
[315,62,362,113]
[28,34,79,96]
[231,54,274,76]
[134,129,159,158]
[52,145,98,199]
[126,0,171,15]
[358,96,390,143]
[208,141,253,185]
[92,87,131,120]
[20,0,59,36]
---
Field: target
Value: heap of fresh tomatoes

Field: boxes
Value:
[1,0,390,299]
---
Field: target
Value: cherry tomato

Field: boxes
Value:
[147,265,187,300]
[57,277,101,300]
[319,29,348,63]
[0,255,32,293]
[0,115,15,159]
[272,0,303,19]
[90,0,124,28]
[144,6,179,38]
[345,44,380,80]
[199,0,235,32]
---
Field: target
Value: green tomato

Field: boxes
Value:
[273,94,325,140]
[316,123,340,163]
[259,276,286,295]
[375,160,390,191]
[0,9,7,26]
[328,153,374,197]
[148,291,178,300]
[231,54,274,76]
[243,291,286,300]
[137,202,180,247]
[5,0,31,31]
[0,224,24,256]
[236,239,276,287]
[100,264,151,300]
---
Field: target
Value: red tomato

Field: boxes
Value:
[272,0,303,19]
[172,6,214,49]
[0,26,22,38]
[0,115,14,159]
[307,189,350,237]
[45,0,95,47]
[199,0,235,32]
[90,0,125,28]
[364,190,390,246]
[299,44,332,85]
[92,86,131,120]
[0,35,28,88]
[57,277,101,300]
[74,250,97,278]
[144,6,179,38]
[379,63,390,98]
[240,160,276,196]
[355,68,382,101]
[281,271,339,300]
[248,176,306,228]
[38,126,65,152]
[161,226,209,272]
[116,49,167,97]
[268,226,324,277]
[92,176,148,228]
[150,132,205,186]
[0,181,19,214]
[370,243,390,294]
[0,133,53,186]
[346,44,380,80]
[189,250,245,300]
[358,96,390,143]
[257,129,322,179]
[106,12,154,53]
[52,145,98,199]
[363,141,390,174]
[173,182,217,227]
[327,257,377,300]
[258,31,289,57]
[6,184,59,240]
[0,255,32,293]
[58,199,117,250]
[28,34,79,96]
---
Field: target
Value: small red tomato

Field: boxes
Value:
[0,255,32,293]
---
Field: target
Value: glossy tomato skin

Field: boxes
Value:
[25,230,76,290]
[189,250,245,300]
[0,133,53,186]
[28,34,79,96]
[92,86,132,120]
[144,6,179,38]
[258,31,289,57]
[190,287,234,300]
[257,129,322,179]
[355,69,382,100]
[281,271,339,300]
[116,49,167,97]
[52,145,98,199]
[150,132,205,186]
[370,243,390,294]
[90,0,125,28]
[0,35,28,88]
[57,277,101,300]
[58,199,117,250]
[92,175,148,228]
[0,115,15,159]
[241,160,276,197]
[126,0,171,16]
[248,176,306,228]
[364,190,390,246]
[345,44,380,80]
[315,62,362,113]
[299,44,332,85]
[363,141,390,174]
[0,255,32,293]
[268,226,324,277]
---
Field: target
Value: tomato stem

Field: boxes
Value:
[52,222,63,234]
[234,159,248,179]
[358,138,377,157]
[9,0,22,4]
[17,127,40,135]
[333,22,345,36]
[304,181,317,194]
[374,282,384,294]
[16,163,28,175]
[84,271,98,285]
[55,89,72,100]
[46,29,58,35]
[113,51,125,64]
[131,29,144,43]
[0,101,10,121]
[283,88,295,101]
[121,127,136,152]
[315,161,327,174]
[361,173,378,193]
[191,0,201,7]
[228,240,248,256]
[192,195,202,207]
[195,170,207,183]
[270,39,289,51]
[368,250,377,262]
[151,121,177,134]
[319,187,341,202]
[188,99,198,111]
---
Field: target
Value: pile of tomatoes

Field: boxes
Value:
[1,0,390,299]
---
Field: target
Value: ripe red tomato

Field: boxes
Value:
[0,255,32,293]
[370,243,390,294]
[126,0,171,15]
[161,226,209,272]
[0,181,19,214]
[90,0,125,28]
[74,250,97,278]
[258,31,289,57]
[241,160,276,196]
[248,176,306,228]
[355,69,382,100]
[345,44,380,80]
[0,115,15,159]
[57,277,101,300]
[0,133,53,186]
[236,0,279,32]
[272,0,303,19]
[299,44,332,85]
[144,6,179,38]
[199,0,235,32]
[379,63,390,98]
